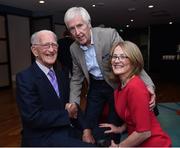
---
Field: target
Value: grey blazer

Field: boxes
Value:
[69,27,154,104]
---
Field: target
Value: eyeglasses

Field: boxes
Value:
[111,54,128,61]
[33,42,58,49]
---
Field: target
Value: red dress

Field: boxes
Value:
[114,75,172,147]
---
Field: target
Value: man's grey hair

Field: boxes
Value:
[64,7,91,28]
[31,30,57,45]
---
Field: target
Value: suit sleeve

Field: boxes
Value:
[111,28,124,44]
[16,72,71,129]
[139,69,155,90]
[69,46,85,104]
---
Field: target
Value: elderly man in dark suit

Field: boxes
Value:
[16,30,94,147]
[64,7,157,145]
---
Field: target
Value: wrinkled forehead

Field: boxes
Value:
[37,32,56,44]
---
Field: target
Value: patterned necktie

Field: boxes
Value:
[48,69,60,97]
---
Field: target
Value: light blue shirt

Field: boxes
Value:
[80,31,103,79]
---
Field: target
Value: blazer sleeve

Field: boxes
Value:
[16,72,71,129]
[111,28,124,44]
[139,69,155,90]
[69,45,85,104]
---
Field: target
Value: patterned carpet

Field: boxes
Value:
[157,102,180,147]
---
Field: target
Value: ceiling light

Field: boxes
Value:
[130,19,134,22]
[39,0,45,4]
[119,29,123,32]
[148,5,154,8]
[92,4,96,7]
[169,21,173,24]
[126,25,130,28]
[128,8,136,12]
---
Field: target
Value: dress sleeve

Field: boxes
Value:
[128,78,151,132]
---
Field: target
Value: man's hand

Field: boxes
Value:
[147,86,156,111]
[65,103,78,119]
[82,129,95,144]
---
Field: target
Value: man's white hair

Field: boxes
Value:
[64,7,91,28]
[31,30,57,45]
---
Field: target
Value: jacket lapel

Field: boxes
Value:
[32,63,60,100]
[54,67,70,105]
[74,42,89,82]
[92,29,104,75]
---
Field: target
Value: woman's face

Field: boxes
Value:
[111,45,132,77]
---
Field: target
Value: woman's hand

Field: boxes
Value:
[99,123,121,134]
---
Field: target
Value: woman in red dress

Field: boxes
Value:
[100,41,171,147]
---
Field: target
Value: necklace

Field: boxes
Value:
[121,75,135,89]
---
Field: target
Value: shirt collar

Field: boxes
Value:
[80,30,94,51]
[36,60,54,75]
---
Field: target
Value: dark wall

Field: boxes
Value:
[118,24,180,78]
[149,24,180,76]
[0,4,32,16]
[120,28,150,72]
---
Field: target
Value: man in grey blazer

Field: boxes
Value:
[64,7,156,145]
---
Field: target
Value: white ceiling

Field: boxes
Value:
[0,0,179,28]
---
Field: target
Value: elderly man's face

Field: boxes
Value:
[67,15,91,46]
[31,32,58,68]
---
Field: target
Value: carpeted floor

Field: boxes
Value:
[157,102,180,147]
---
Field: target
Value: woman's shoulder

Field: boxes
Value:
[128,75,147,90]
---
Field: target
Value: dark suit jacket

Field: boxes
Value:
[16,62,88,146]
